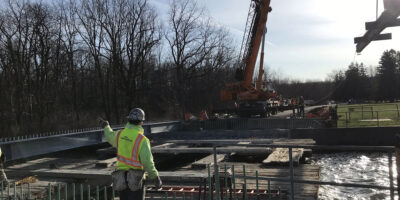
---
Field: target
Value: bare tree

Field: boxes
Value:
[166,0,233,116]
[55,0,81,121]
[0,0,235,136]
[123,0,162,113]
[75,0,110,119]
[0,0,34,132]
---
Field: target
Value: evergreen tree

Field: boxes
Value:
[332,70,346,101]
[377,49,399,102]
[331,62,372,102]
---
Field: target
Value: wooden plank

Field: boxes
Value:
[191,154,225,169]
[5,169,207,185]
[157,139,273,145]
[152,147,272,155]
[271,138,315,145]
[262,148,304,166]
[95,157,116,168]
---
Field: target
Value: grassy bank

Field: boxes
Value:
[337,103,400,128]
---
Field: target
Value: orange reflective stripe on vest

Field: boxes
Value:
[116,129,145,168]
[116,129,123,149]
[117,154,143,168]
[131,133,145,161]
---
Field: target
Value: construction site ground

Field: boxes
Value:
[4,138,320,200]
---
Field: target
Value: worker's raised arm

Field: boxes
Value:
[98,118,118,147]
[139,138,159,180]
[104,125,118,147]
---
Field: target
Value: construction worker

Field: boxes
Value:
[0,147,8,183]
[99,108,162,200]
[299,96,305,117]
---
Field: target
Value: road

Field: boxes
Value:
[270,105,327,119]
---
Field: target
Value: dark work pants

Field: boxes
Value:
[119,186,145,200]
[0,163,7,182]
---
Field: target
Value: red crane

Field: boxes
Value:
[220,0,279,117]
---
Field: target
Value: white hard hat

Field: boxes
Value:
[127,108,145,121]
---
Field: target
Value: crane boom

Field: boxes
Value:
[219,0,278,118]
[242,0,272,88]
[220,0,274,103]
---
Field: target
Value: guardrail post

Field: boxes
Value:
[361,106,364,120]
[289,147,294,200]
[371,106,374,118]
[213,145,220,200]
[48,183,51,200]
[13,183,16,200]
[103,186,107,200]
[256,171,259,200]
[395,134,400,198]
[96,186,99,200]
[388,152,394,200]
[268,180,271,200]
[28,183,30,200]
[72,183,75,200]
[208,164,212,200]
[243,165,247,200]
[65,184,68,200]
[377,111,380,127]
[232,165,236,200]
[80,184,83,200]
[396,104,400,118]
[224,164,228,200]
[87,185,91,200]
[57,183,61,200]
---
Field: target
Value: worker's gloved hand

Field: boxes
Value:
[97,118,109,128]
[155,176,162,189]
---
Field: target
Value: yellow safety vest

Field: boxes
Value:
[116,126,145,171]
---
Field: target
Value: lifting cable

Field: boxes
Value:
[376,0,379,20]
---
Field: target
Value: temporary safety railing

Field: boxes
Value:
[0,121,181,161]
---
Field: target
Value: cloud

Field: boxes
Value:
[150,0,400,80]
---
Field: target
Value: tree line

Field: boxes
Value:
[0,0,235,136]
[331,49,400,102]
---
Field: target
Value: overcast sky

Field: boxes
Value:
[150,0,400,81]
